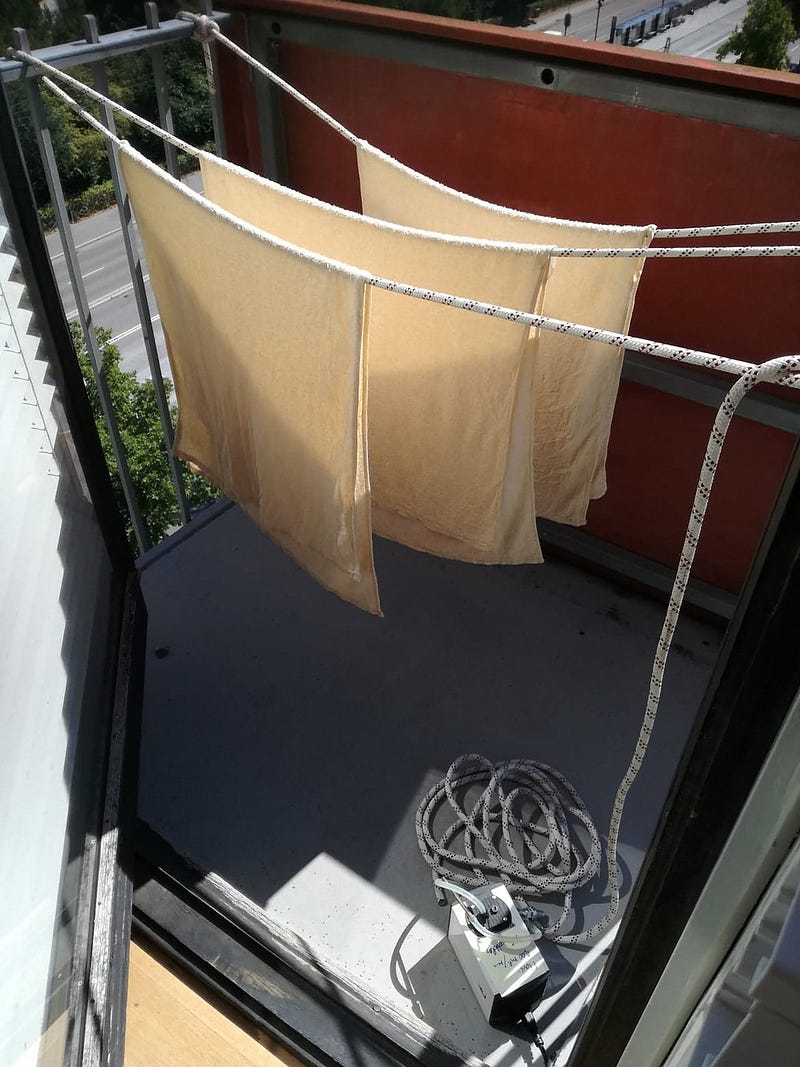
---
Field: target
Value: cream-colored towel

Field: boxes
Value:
[356,141,656,527]
[200,152,552,564]
[118,144,380,614]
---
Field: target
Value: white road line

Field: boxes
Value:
[63,272,151,322]
[49,226,121,261]
[110,314,161,344]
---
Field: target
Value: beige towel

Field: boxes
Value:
[118,144,380,614]
[356,141,656,527]
[200,152,552,564]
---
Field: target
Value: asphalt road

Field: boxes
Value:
[530,0,752,60]
[46,169,203,380]
[637,0,748,60]
[531,0,665,43]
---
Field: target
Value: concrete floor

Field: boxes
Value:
[137,503,722,1067]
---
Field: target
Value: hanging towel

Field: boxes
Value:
[118,143,381,614]
[356,141,657,527]
[200,152,552,565]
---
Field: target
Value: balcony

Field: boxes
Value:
[2,3,800,1066]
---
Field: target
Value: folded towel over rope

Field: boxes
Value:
[356,141,656,527]
[119,143,381,614]
[200,151,552,564]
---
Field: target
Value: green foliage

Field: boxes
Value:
[38,178,116,230]
[717,0,796,69]
[4,0,213,218]
[72,323,218,548]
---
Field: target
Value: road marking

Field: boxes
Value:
[49,226,121,261]
[63,272,151,322]
[110,314,161,345]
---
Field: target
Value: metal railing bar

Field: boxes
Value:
[10,27,150,554]
[143,3,181,179]
[621,352,800,434]
[202,0,227,158]
[83,13,191,528]
[0,12,231,83]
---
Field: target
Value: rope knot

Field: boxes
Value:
[194,14,220,40]
[177,10,220,40]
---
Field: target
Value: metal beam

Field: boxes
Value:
[622,351,800,433]
[0,12,231,83]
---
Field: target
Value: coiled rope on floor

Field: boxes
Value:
[417,355,800,946]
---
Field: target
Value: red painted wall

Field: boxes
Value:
[220,5,800,593]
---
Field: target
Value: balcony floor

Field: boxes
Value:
[137,502,722,1067]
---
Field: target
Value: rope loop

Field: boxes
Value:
[177,10,220,40]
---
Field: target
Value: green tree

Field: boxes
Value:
[717,0,795,69]
[72,323,218,548]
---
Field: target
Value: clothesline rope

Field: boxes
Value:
[14,47,800,264]
[178,11,800,244]
[30,69,800,396]
[29,64,800,947]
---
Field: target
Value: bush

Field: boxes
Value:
[72,322,219,549]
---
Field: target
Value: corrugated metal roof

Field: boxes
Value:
[0,206,112,1064]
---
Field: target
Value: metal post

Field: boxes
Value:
[250,29,289,184]
[83,13,190,528]
[594,0,604,41]
[143,3,180,179]
[11,27,150,553]
[202,0,227,158]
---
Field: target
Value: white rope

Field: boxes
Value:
[418,354,800,945]
[367,275,800,390]
[178,12,800,245]
[181,12,360,148]
[11,49,200,158]
[40,74,126,149]
[659,221,800,239]
[20,48,800,260]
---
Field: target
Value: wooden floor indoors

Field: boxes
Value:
[125,936,306,1067]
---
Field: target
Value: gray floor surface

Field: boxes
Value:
[137,503,723,1066]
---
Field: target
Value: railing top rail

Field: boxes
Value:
[0,11,231,83]
[226,0,800,102]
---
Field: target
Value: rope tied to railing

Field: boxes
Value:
[189,13,221,95]
[174,9,800,243]
[190,12,221,40]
